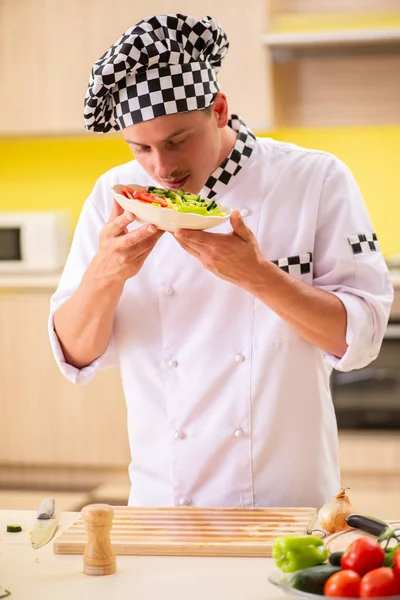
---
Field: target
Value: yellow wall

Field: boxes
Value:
[0,125,399,257]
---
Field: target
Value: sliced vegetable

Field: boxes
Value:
[324,569,361,598]
[7,524,22,532]
[272,535,329,573]
[341,537,384,576]
[290,564,342,595]
[121,186,135,200]
[360,566,400,597]
[119,186,226,217]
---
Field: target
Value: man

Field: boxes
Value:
[49,14,393,508]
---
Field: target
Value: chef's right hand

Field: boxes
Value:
[93,200,164,282]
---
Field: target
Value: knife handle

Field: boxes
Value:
[346,514,388,536]
[37,497,55,519]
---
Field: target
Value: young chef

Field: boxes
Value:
[49,14,393,508]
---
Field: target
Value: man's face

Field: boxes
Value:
[122,101,224,194]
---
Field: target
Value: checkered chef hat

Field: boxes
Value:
[84,14,229,133]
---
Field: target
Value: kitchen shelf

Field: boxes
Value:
[262,27,400,55]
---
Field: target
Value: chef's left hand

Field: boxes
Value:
[173,210,265,287]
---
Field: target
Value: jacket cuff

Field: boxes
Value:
[323,291,380,372]
[48,312,103,385]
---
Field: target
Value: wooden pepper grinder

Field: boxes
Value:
[81,504,116,576]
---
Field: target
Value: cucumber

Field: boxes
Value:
[328,551,343,566]
[290,565,341,595]
[7,524,22,532]
[147,187,166,197]
[166,190,182,202]
[183,193,203,202]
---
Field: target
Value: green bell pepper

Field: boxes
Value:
[272,535,329,573]
[383,543,400,567]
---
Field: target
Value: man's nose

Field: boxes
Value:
[153,151,177,180]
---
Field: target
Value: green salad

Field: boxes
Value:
[121,185,226,217]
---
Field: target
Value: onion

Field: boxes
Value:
[318,488,356,534]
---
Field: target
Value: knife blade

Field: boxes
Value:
[346,514,400,538]
[31,497,59,549]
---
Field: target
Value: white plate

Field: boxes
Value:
[111,184,232,232]
[268,569,400,600]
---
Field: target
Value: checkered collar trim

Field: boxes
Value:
[203,115,257,199]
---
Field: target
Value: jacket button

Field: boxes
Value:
[168,359,178,368]
[240,208,249,218]
[235,354,245,363]
[234,429,244,438]
[173,430,184,440]
[165,287,173,296]
[179,496,191,506]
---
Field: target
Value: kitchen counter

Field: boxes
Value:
[0,510,284,600]
[0,273,61,290]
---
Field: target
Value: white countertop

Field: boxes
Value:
[0,510,283,600]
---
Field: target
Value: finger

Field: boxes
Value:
[173,229,221,246]
[108,199,125,222]
[134,236,164,261]
[106,211,136,237]
[175,239,201,259]
[116,224,163,250]
[230,210,253,241]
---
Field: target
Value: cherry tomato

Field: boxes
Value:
[324,569,361,597]
[393,547,400,574]
[341,537,385,576]
[360,567,400,597]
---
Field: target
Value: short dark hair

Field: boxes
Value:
[203,104,213,117]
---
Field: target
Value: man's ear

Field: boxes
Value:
[212,92,230,129]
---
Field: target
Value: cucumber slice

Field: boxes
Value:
[7,524,22,532]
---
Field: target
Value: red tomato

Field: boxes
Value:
[121,186,135,199]
[341,537,385,576]
[360,567,400,597]
[394,547,400,574]
[324,569,361,597]
[134,190,168,208]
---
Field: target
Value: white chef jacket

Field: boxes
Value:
[49,131,393,509]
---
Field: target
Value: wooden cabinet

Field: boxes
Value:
[264,0,400,127]
[0,0,272,135]
[0,288,130,469]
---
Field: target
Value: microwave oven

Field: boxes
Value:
[0,211,71,273]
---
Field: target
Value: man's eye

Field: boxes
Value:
[169,138,186,148]
[135,146,150,154]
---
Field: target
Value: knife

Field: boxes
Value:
[346,514,400,539]
[31,498,59,549]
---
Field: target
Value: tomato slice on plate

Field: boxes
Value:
[135,189,168,208]
[121,186,135,199]
[121,187,168,208]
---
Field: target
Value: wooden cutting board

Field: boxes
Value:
[53,506,317,557]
